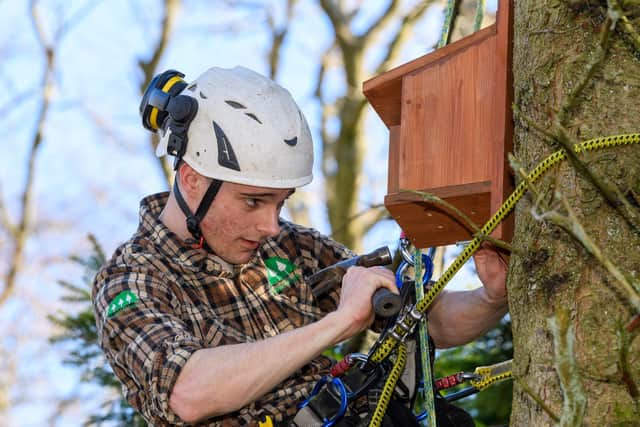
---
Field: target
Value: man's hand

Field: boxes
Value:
[333,266,397,341]
[473,244,508,306]
[427,244,509,348]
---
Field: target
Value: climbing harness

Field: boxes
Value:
[296,133,640,427]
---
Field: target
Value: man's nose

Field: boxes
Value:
[257,208,281,237]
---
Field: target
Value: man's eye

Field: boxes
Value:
[245,198,258,208]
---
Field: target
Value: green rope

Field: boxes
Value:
[474,0,485,31]
[414,249,436,427]
[437,0,458,48]
[438,0,486,47]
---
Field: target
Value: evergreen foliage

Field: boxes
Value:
[48,235,146,426]
[434,318,513,426]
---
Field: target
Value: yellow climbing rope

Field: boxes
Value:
[368,342,407,427]
[470,359,513,391]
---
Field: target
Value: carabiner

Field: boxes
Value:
[395,257,434,288]
[297,376,348,427]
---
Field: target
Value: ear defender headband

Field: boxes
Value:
[139,69,199,169]
[139,70,221,250]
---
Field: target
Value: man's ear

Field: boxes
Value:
[176,163,203,199]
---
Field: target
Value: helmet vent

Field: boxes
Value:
[199,91,208,99]
[284,137,298,146]
[225,100,246,109]
[245,113,262,124]
[212,121,241,171]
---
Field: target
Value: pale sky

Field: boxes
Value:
[0,1,496,424]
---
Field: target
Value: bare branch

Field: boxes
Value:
[137,0,181,186]
[515,376,561,423]
[616,323,640,402]
[266,0,298,79]
[512,104,558,143]
[329,203,389,240]
[518,103,640,233]
[549,307,586,427]
[316,1,439,248]
[0,87,39,118]
[521,12,640,234]
[403,189,482,234]
[53,0,103,42]
[554,126,640,233]
[374,1,435,75]
[360,0,401,43]
[0,185,15,238]
[137,0,179,83]
[0,0,57,307]
[534,194,640,312]
[285,190,311,228]
[80,103,137,152]
[555,15,613,128]
[609,0,640,54]
[471,232,516,254]
[315,49,332,178]
[318,0,352,48]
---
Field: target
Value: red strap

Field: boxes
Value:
[435,373,463,391]
[330,358,353,377]
[191,236,205,250]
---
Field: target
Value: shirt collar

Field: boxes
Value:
[138,192,234,276]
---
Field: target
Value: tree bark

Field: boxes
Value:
[510,1,640,425]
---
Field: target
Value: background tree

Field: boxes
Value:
[49,235,147,426]
[0,0,515,424]
[136,0,181,184]
[509,1,640,425]
[0,1,103,419]
[312,0,434,252]
[435,318,513,426]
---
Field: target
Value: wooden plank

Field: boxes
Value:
[384,182,491,247]
[399,38,498,191]
[387,125,400,193]
[363,25,496,128]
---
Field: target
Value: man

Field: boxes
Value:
[93,66,508,426]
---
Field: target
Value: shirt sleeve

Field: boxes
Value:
[93,264,205,425]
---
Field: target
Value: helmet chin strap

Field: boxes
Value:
[173,177,222,249]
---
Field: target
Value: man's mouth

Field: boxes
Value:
[240,238,259,249]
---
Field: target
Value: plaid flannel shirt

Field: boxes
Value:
[93,192,353,426]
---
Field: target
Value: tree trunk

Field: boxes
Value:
[510,1,640,425]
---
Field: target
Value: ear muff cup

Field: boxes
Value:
[140,69,189,132]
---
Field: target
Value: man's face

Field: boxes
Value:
[199,182,293,264]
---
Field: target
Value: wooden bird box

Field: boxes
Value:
[363,0,514,248]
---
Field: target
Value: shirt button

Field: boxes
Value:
[290,296,298,304]
[264,324,272,333]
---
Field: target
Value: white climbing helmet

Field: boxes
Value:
[155,66,314,188]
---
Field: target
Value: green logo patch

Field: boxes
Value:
[264,257,299,295]
[107,290,139,317]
